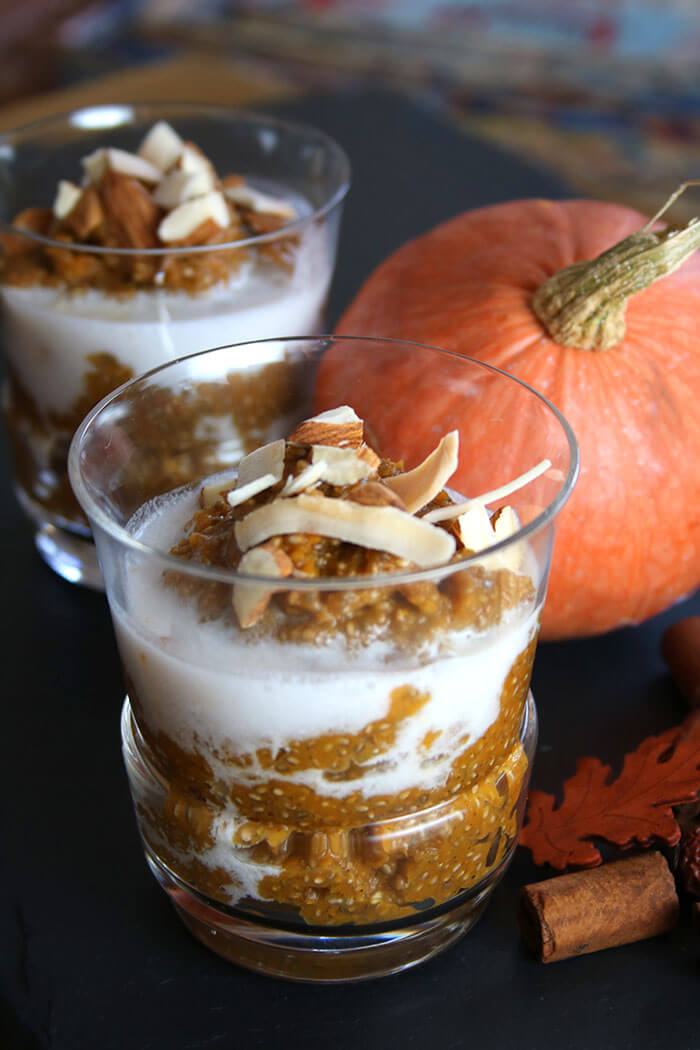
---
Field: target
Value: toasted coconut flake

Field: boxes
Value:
[288,406,363,449]
[235,493,456,567]
[227,473,278,509]
[423,458,552,523]
[237,439,285,489]
[310,445,375,486]
[384,431,459,513]
[232,544,294,628]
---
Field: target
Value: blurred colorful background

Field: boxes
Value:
[2,0,700,218]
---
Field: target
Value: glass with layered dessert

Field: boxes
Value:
[69,337,578,981]
[0,104,349,586]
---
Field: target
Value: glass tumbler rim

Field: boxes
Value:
[0,101,351,257]
[68,334,580,592]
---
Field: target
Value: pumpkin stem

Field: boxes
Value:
[531,181,700,351]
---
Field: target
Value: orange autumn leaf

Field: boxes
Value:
[520,717,700,870]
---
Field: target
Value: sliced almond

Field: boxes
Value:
[288,406,363,449]
[458,503,525,573]
[53,180,82,220]
[153,169,215,209]
[227,473,279,509]
[310,445,375,486]
[232,544,294,628]
[457,504,497,555]
[423,459,552,524]
[83,147,161,186]
[224,182,296,219]
[138,121,184,172]
[281,460,327,497]
[236,439,286,489]
[384,431,459,514]
[157,190,229,243]
[235,493,456,568]
[63,186,103,241]
[346,481,406,509]
[98,169,161,249]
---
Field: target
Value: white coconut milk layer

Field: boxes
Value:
[1,215,329,416]
[112,486,539,803]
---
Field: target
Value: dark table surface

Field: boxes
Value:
[1,88,698,1050]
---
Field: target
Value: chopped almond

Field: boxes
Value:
[288,406,363,449]
[98,169,161,249]
[232,544,294,628]
[356,444,381,471]
[346,481,406,509]
[309,445,375,486]
[157,191,229,243]
[53,181,82,220]
[63,186,104,242]
[0,207,52,256]
[138,121,184,172]
[281,461,327,496]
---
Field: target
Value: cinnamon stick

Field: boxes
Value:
[518,852,678,963]
[661,617,700,709]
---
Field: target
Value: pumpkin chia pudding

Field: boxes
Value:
[114,406,548,929]
[0,118,342,529]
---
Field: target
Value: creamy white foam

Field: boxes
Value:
[1,206,330,416]
[114,485,539,803]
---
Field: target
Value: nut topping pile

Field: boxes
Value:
[171,406,551,632]
[1,121,299,293]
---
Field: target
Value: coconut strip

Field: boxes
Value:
[235,493,456,567]
[423,458,552,523]
[383,431,459,513]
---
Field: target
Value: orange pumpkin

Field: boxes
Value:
[317,196,700,639]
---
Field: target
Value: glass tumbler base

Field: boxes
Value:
[124,693,537,983]
[34,522,104,589]
[146,847,502,983]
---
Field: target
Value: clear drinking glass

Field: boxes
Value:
[69,336,578,982]
[0,104,349,587]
